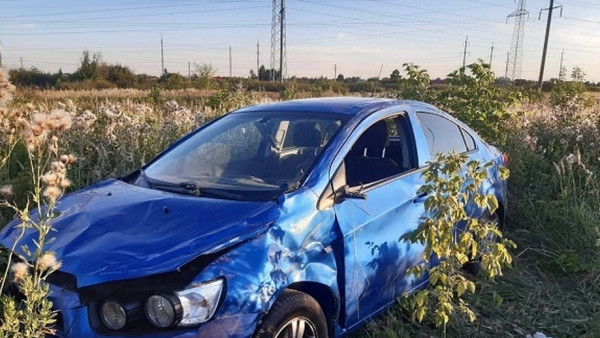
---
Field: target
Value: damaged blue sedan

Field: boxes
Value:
[0,97,507,337]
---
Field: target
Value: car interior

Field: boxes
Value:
[344,114,416,187]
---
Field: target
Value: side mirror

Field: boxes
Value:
[317,161,367,210]
[338,185,367,200]
[318,183,367,210]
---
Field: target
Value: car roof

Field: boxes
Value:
[233,97,434,116]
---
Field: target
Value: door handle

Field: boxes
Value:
[412,192,428,203]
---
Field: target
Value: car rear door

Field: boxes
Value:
[330,107,432,329]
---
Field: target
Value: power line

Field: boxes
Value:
[0,1,266,19]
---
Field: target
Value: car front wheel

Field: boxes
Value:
[254,289,328,338]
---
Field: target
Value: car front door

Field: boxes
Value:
[331,107,432,329]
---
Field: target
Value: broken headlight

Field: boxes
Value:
[144,278,224,328]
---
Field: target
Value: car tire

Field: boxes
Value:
[463,211,502,275]
[254,289,328,338]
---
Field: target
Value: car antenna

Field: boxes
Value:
[371,64,384,98]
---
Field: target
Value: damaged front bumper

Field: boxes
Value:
[48,284,261,338]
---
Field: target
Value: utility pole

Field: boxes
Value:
[462,35,469,70]
[538,0,563,89]
[0,40,3,68]
[505,52,510,78]
[489,42,495,67]
[188,62,191,80]
[160,34,165,75]
[20,57,23,68]
[334,64,337,80]
[229,46,232,77]
[559,49,565,79]
[256,41,260,78]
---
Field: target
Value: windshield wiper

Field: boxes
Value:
[147,179,245,200]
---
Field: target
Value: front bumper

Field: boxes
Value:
[48,285,261,338]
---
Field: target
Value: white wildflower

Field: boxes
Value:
[11,262,29,282]
[37,252,60,271]
[0,185,13,198]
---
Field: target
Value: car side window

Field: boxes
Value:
[344,114,417,187]
[416,112,468,155]
[461,128,476,151]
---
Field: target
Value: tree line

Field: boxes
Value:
[7,50,600,93]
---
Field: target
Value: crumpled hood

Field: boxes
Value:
[0,179,280,287]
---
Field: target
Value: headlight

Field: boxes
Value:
[144,278,224,328]
[100,301,127,330]
[177,278,224,326]
[144,295,182,328]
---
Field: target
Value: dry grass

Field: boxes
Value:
[15,88,280,104]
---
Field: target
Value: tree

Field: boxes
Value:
[571,66,586,83]
[193,63,217,89]
[336,74,345,82]
[75,50,101,81]
[8,68,57,89]
[107,64,138,88]
[159,72,187,90]
[390,69,401,80]
[258,65,280,81]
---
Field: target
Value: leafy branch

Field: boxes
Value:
[401,151,514,335]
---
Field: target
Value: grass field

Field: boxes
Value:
[2,76,600,336]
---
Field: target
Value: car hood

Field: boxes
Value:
[0,179,280,287]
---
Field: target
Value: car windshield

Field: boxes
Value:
[143,111,348,200]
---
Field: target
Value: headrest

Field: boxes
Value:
[353,120,389,150]
[293,122,322,147]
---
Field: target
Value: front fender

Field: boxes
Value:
[190,188,340,334]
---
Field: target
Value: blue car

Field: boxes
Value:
[0,97,507,337]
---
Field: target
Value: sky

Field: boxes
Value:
[0,0,598,82]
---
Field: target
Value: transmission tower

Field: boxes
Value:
[506,0,529,80]
[270,0,286,82]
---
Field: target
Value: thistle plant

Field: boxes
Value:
[0,68,17,172]
[401,152,514,336]
[0,69,75,337]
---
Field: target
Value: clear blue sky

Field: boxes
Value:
[0,0,598,81]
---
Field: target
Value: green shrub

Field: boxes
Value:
[438,60,520,143]
[401,152,513,335]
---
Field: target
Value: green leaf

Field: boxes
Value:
[499,166,510,180]
[492,290,503,306]
[457,282,466,296]
[416,306,427,322]
[487,195,499,213]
